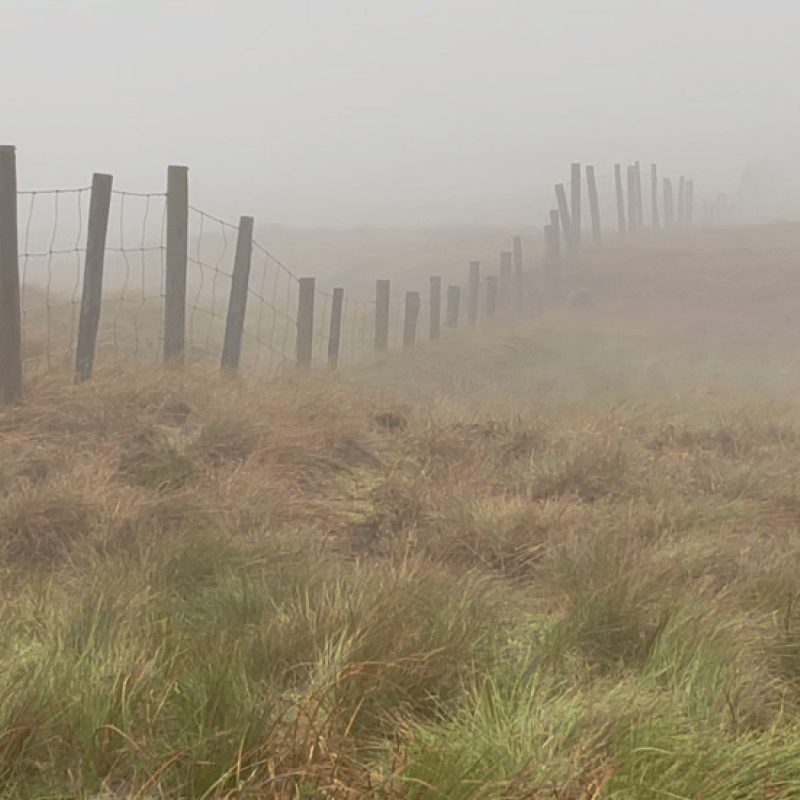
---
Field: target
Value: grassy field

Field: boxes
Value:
[4,224,800,798]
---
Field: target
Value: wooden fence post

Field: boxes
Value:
[0,145,22,404]
[513,236,524,312]
[486,276,498,317]
[664,178,674,228]
[651,164,660,229]
[220,216,255,371]
[614,164,627,235]
[686,180,694,226]
[571,162,582,250]
[627,166,637,233]
[429,276,441,341]
[295,277,315,368]
[328,287,344,368]
[446,285,460,329]
[375,279,390,352]
[555,183,573,254]
[677,176,686,226]
[403,291,421,348]
[634,161,645,231]
[76,172,113,381]
[164,165,189,363]
[467,261,480,327]
[585,166,602,247]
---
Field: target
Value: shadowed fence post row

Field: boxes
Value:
[0,145,22,404]
[76,172,113,381]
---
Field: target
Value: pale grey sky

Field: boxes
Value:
[4,0,799,226]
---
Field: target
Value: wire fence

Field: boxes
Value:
[3,152,714,391]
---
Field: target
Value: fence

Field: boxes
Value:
[0,144,717,403]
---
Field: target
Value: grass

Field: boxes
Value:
[5,225,800,797]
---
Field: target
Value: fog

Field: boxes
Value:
[4,0,800,228]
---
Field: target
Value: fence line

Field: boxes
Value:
[0,144,720,401]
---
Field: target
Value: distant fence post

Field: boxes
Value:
[467,261,480,327]
[446,285,460,329]
[614,164,627,235]
[513,236,524,313]
[328,287,344,368]
[685,180,694,226]
[677,176,686,226]
[75,172,113,381]
[0,145,22,404]
[403,291,421,349]
[486,276,498,317]
[429,276,441,341]
[586,166,602,247]
[650,164,660,229]
[295,277,315,368]
[220,216,255,371]
[554,183,573,255]
[164,165,189,363]
[664,178,674,228]
[634,162,645,231]
[375,279,390,352]
[571,163,582,250]
[499,251,512,315]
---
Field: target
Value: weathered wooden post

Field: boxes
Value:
[164,165,189,363]
[586,166,602,247]
[375,279,390,352]
[513,236,524,312]
[486,276,498,317]
[221,216,255,371]
[614,164,627,235]
[446,285,460,329]
[677,176,686,226]
[664,178,674,228]
[75,172,113,381]
[0,145,22,403]
[295,277,315,368]
[685,180,694,226]
[650,164,660,229]
[555,183,573,255]
[429,276,441,341]
[327,287,344,368]
[403,291,421,348]
[634,161,645,231]
[467,261,480,327]
[571,162,582,249]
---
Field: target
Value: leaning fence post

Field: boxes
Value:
[651,164,660,229]
[328,287,344,368]
[555,183,573,255]
[513,236,524,313]
[446,285,460,329]
[76,172,113,381]
[403,291,421,348]
[164,165,189,363]
[467,261,480,327]
[375,279,390,352]
[614,164,627,235]
[571,163,582,250]
[220,216,255,371]
[0,145,22,404]
[664,178,674,228]
[586,166,602,247]
[295,277,315,368]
